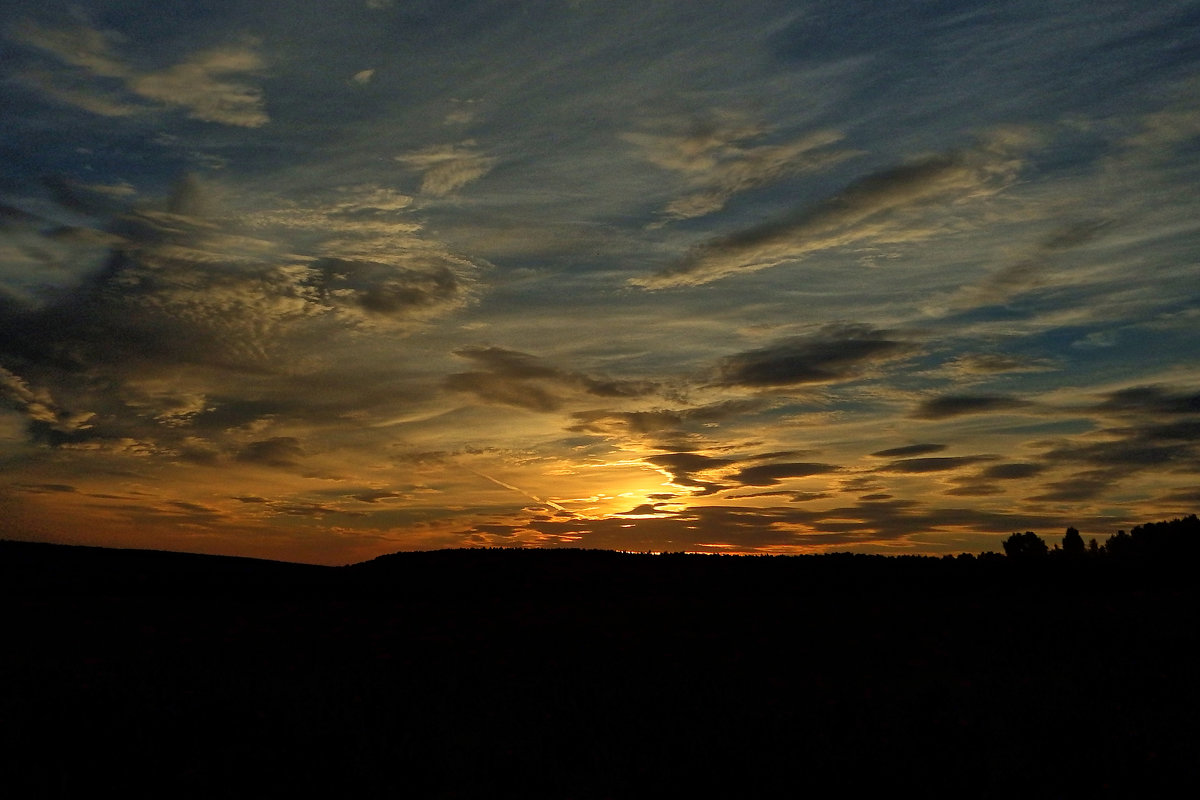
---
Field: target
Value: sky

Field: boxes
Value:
[2,0,1199,565]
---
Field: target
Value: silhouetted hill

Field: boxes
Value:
[0,538,332,593]
[3,530,1198,797]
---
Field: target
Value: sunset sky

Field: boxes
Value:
[2,0,1199,564]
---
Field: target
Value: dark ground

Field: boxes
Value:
[2,541,1197,797]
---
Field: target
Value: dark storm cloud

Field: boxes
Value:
[868,443,947,458]
[633,141,1024,288]
[729,462,842,486]
[879,456,995,474]
[911,394,1032,419]
[445,346,659,412]
[716,324,914,388]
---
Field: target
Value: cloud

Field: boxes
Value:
[632,137,1026,288]
[716,324,915,387]
[939,218,1115,311]
[1094,385,1200,417]
[979,463,1045,480]
[727,490,833,503]
[0,366,94,433]
[19,69,145,117]
[12,483,78,494]
[623,118,856,224]
[395,142,496,196]
[729,461,841,486]
[868,444,947,458]
[567,400,765,441]
[444,346,658,412]
[236,437,304,468]
[1029,471,1120,503]
[1036,436,1196,470]
[878,456,995,474]
[445,371,564,412]
[0,176,482,477]
[911,394,1032,419]
[939,353,1056,376]
[941,460,1046,498]
[467,495,1067,554]
[16,22,269,127]
[127,43,268,127]
[352,490,402,503]
[1157,486,1200,505]
[644,452,733,496]
[1014,386,1200,502]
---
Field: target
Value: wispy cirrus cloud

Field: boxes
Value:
[623,117,856,225]
[15,21,269,127]
[444,346,659,413]
[394,142,497,196]
[0,172,485,481]
[567,399,766,443]
[715,323,916,388]
[632,133,1029,288]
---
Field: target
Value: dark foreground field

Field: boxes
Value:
[3,541,1197,797]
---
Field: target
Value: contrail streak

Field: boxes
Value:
[470,470,568,512]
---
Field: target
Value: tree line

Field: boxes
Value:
[992,514,1200,561]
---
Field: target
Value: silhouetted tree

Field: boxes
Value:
[1105,529,1133,558]
[1062,527,1084,558]
[1003,531,1048,560]
[1129,514,1200,559]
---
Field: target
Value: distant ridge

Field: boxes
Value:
[5,512,1198,596]
[0,538,330,593]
